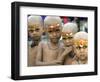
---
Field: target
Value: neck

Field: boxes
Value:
[73,55,87,64]
[31,40,40,47]
[48,41,59,50]
[34,40,40,45]
[51,42,58,46]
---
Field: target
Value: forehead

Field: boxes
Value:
[47,25,61,31]
[47,22,61,27]
[28,24,42,29]
[74,39,88,46]
[62,32,73,36]
[62,29,72,33]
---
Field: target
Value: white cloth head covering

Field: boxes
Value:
[74,31,88,40]
[44,16,62,28]
[62,22,78,34]
[28,15,43,27]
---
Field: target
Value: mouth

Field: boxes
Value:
[51,37,59,39]
[52,38,58,41]
[32,36,40,40]
[65,42,72,45]
[79,55,86,59]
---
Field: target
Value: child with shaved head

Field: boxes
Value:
[61,22,78,65]
[36,16,63,66]
[36,16,72,66]
[72,31,88,64]
[28,15,43,66]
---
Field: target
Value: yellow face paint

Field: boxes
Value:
[47,23,61,33]
[62,32,73,40]
[74,39,88,48]
[28,24,40,31]
[28,24,39,28]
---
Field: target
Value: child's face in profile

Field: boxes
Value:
[62,32,74,47]
[74,39,88,60]
[47,23,61,43]
[28,24,42,41]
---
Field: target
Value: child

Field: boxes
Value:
[61,22,78,65]
[36,16,72,66]
[72,31,88,64]
[28,15,43,66]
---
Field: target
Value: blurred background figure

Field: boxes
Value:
[79,18,88,32]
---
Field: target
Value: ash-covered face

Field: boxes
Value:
[47,23,61,44]
[28,24,43,41]
[74,39,88,60]
[62,32,74,46]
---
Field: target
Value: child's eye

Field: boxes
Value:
[29,30,33,33]
[83,45,87,49]
[35,28,40,32]
[76,46,81,49]
[48,30,52,33]
[68,37,73,39]
[55,29,60,32]
[62,38,66,40]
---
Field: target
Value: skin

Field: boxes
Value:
[62,34,74,47]
[36,23,73,66]
[36,41,62,66]
[28,24,43,66]
[28,24,43,41]
[36,23,63,66]
[61,32,75,65]
[28,46,38,66]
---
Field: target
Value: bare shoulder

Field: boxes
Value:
[38,41,48,48]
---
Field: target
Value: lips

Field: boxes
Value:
[79,54,86,59]
[52,38,57,39]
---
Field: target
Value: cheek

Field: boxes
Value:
[57,32,61,37]
[70,39,73,43]
[37,32,42,36]
[66,39,71,43]
[86,48,88,53]
[65,39,73,44]
[39,29,43,34]
[83,49,88,55]
[63,40,67,45]
[28,32,33,37]
[48,33,52,38]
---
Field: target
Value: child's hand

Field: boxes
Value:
[64,46,72,54]
[57,46,72,62]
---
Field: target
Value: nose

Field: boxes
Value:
[66,39,70,43]
[52,32,57,37]
[80,48,84,52]
[32,31,37,35]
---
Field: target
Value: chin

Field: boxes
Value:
[52,41,58,44]
[65,42,72,46]
[65,44,72,47]
[79,56,87,60]
[51,39,59,43]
